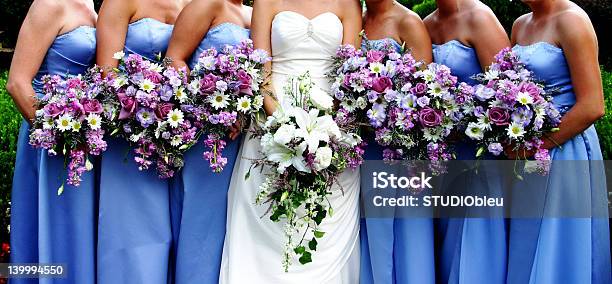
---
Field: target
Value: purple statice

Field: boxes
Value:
[466,48,560,173]
[202,134,228,173]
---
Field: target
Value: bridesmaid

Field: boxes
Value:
[359,1,434,284]
[508,0,611,282]
[7,0,97,283]
[164,0,250,283]
[95,0,189,282]
[423,1,510,283]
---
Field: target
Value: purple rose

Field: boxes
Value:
[200,74,218,94]
[81,99,103,114]
[43,103,62,118]
[155,103,174,120]
[411,83,427,95]
[520,82,543,103]
[418,107,443,127]
[488,107,510,126]
[236,70,251,90]
[372,76,393,93]
[366,50,385,63]
[488,143,503,156]
[118,93,138,120]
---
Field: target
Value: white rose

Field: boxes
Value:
[273,124,297,145]
[309,87,334,110]
[313,146,333,171]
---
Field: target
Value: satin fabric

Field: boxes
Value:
[508,42,611,284]
[10,26,98,284]
[432,39,508,284]
[359,38,436,284]
[171,23,249,284]
[96,18,174,284]
[220,11,360,283]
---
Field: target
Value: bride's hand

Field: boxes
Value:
[228,121,241,140]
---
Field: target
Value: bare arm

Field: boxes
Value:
[6,0,65,121]
[399,13,432,64]
[251,0,277,115]
[96,0,136,70]
[340,0,362,47]
[540,12,604,149]
[468,8,510,69]
[166,0,221,71]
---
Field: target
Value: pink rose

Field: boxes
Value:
[236,70,252,90]
[366,50,385,63]
[488,107,510,126]
[372,76,393,93]
[81,99,103,114]
[155,102,174,120]
[118,93,138,119]
[43,103,62,117]
[418,107,443,128]
[200,74,218,94]
[411,83,427,95]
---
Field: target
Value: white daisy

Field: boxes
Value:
[71,120,82,132]
[516,91,534,105]
[167,109,184,128]
[149,63,163,73]
[465,122,485,140]
[484,69,500,81]
[113,76,128,89]
[56,114,73,132]
[369,62,385,74]
[209,92,230,109]
[170,135,183,147]
[86,114,102,130]
[175,87,188,103]
[507,122,525,139]
[252,95,264,109]
[236,97,252,113]
[140,79,155,92]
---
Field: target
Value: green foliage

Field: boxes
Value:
[0,70,20,242]
[412,0,436,19]
[596,67,612,160]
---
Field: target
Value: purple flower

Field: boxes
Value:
[81,98,103,114]
[418,107,443,128]
[200,74,218,94]
[155,103,174,120]
[488,107,510,126]
[367,103,387,128]
[136,108,155,128]
[366,50,385,63]
[43,103,63,118]
[117,93,138,120]
[411,83,427,95]
[511,107,533,126]
[372,76,393,93]
[416,96,430,107]
[488,143,503,156]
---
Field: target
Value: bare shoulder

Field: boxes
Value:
[467,3,501,27]
[29,0,65,15]
[554,5,593,32]
[189,0,224,10]
[243,4,254,14]
[396,4,424,27]
[422,9,438,26]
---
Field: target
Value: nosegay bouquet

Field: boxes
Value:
[188,39,270,172]
[465,48,561,174]
[29,74,108,194]
[94,52,198,178]
[330,44,474,164]
[251,72,364,271]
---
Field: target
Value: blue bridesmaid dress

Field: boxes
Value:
[508,42,611,283]
[432,40,508,284]
[10,26,97,284]
[360,38,436,284]
[171,23,249,284]
[97,18,175,283]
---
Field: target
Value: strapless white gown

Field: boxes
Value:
[219,11,360,284]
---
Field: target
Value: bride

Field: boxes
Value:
[220,0,363,283]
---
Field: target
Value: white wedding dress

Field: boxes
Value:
[219,11,360,284]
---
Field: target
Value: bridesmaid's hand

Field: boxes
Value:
[228,121,241,141]
[503,144,536,160]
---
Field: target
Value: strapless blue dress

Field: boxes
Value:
[171,23,249,284]
[508,42,611,283]
[360,38,436,284]
[97,18,175,283]
[432,40,507,284]
[10,26,97,284]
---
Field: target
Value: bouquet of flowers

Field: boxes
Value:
[465,48,561,174]
[29,74,108,194]
[95,52,198,178]
[250,72,364,270]
[187,39,270,172]
[330,44,474,164]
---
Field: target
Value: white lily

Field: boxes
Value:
[293,107,341,152]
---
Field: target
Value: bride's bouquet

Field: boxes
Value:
[250,72,364,270]
[330,44,474,164]
[187,39,270,172]
[94,52,199,178]
[29,73,108,194]
[465,48,561,174]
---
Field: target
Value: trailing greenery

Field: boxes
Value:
[0,70,20,243]
[596,67,612,160]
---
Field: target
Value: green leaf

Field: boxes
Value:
[476,147,485,158]
[308,238,318,251]
[298,251,312,264]
[294,246,306,254]
[57,184,65,196]
[280,191,289,202]
[314,230,325,238]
